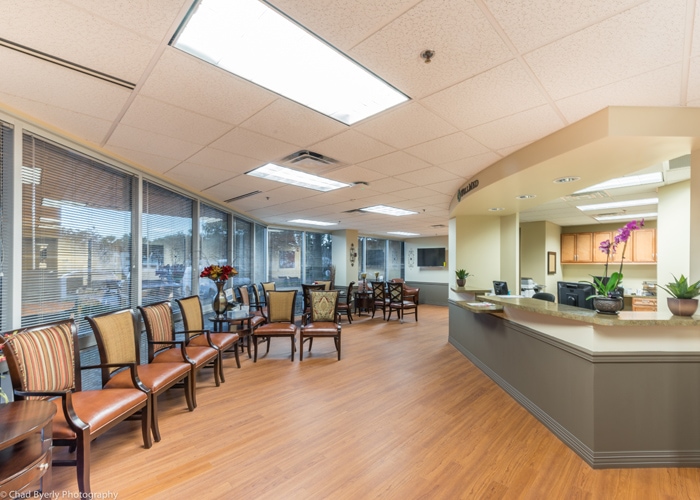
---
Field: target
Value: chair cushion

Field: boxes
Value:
[51,388,147,440]
[301,322,340,335]
[105,363,189,393]
[189,332,238,350]
[255,323,297,336]
[390,300,417,309]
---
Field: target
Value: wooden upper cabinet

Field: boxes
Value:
[561,232,593,263]
[593,232,612,263]
[632,228,656,262]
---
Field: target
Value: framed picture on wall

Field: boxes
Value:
[548,251,557,274]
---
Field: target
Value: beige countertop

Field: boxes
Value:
[457,295,700,327]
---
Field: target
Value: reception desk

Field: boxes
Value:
[448,292,700,468]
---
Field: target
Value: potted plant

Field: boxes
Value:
[657,274,700,316]
[455,269,471,288]
[582,219,643,314]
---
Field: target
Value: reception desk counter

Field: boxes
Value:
[448,293,700,468]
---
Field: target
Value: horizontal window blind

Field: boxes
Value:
[199,203,229,307]
[21,133,134,334]
[0,121,13,332]
[142,181,193,308]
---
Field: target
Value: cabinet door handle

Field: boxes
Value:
[39,462,49,470]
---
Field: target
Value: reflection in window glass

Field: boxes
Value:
[364,238,385,280]
[142,182,192,306]
[234,218,253,291]
[254,223,266,284]
[268,228,302,289]
[387,240,404,280]
[305,232,332,283]
[21,133,133,333]
[199,204,228,305]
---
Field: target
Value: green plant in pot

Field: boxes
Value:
[455,269,471,288]
[657,274,700,316]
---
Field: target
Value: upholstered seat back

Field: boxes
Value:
[261,282,276,293]
[238,285,252,307]
[309,290,338,323]
[315,280,331,290]
[266,290,297,323]
[302,284,324,312]
[178,295,204,331]
[371,281,386,300]
[4,321,77,396]
[88,310,138,372]
[139,301,175,357]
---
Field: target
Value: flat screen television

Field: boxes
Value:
[417,248,445,267]
[493,281,509,295]
[557,281,596,310]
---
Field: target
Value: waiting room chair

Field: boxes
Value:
[314,280,332,290]
[236,285,266,357]
[300,290,341,361]
[177,295,240,375]
[532,292,556,302]
[138,301,221,409]
[86,308,193,443]
[371,281,389,320]
[2,319,151,495]
[253,290,298,362]
[390,278,420,304]
[257,281,276,310]
[302,283,325,314]
[387,281,418,323]
[337,281,354,324]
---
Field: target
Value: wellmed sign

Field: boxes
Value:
[456,179,479,202]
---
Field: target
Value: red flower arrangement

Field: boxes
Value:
[200,264,237,282]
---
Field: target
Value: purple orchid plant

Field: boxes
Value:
[585,219,644,298]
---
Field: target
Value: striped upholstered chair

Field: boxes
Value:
[177,295,240,377]
[300,290,342,361]
[86,308,193,443]
[2,319,151,495]
[138,300,221,409]
[253,290,298,362]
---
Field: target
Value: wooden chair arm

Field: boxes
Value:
[81,362,150,394]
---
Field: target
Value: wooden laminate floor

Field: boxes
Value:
[50,305,700,499]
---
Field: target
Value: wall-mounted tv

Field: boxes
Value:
[417,247,446,267]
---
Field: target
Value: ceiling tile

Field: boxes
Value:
[525,0,686,100]
[107,124,202,162]
[209,128,298,162]
[355,102,457,149]
[349,0,512,98]
[167,162,237,192]
[466,106,563,150]
[439,152,502,179]
[239,98,347,147]
[326,165,388,184]
[121,95,233,145]
[356,151,430,176]
[422,60,549,130]
[394,165,459,185]
[405,132,490,165]
[186,148,261,176]
[106,145,180,174]
[363,177,417,193]
[310,130,395,164]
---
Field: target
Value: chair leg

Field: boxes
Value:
[190,369,198,408]
[151,393,161,443]
[142,399,153,449]
[335,335,341,360]
[184,373,195,411]
[234,342,241,368]
[213,356,222,387]
[218,351,226,383]
[253,336,259,362]
[300,335,304,361]
[290,335,295,362]
[76,434,91,495]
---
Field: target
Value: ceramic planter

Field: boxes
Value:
[667,298,699,317]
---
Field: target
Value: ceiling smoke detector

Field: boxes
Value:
[420,50,435,63]
[281,150,337,168]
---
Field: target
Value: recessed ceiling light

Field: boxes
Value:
[488,207,505,212]
[575,172,663,193]
[594,212,657,222]
[288,219,338,226]
[577,198,658,211]
[172,0,408,125]
[246,163,350,192]
[516,194,536,200]
[553,176,580,184]
[388,231,419,236]
[360,205,417,216]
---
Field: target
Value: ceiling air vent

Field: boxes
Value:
[563,191,607,201]
[224,191,261,203]
[431,224,447,228]
[281,150,338,168]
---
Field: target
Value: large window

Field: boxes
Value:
[0,122,12,331]
[21,133,134,333]
[358,237,404,281]
[234,217,253,288]
[305,232,332,282]
[254,222,266,284]
[142,182,192,306]
[199,203,229,304]
[268,228,302,289]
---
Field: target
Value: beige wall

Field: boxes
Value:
[520,222,546,285]
[405,235,449,283]
[500,214,519,293]
[451,215,503,291]
[332,229,358,287]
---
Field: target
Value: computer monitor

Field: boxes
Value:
[493,281,509,295]
[557,281,596,310]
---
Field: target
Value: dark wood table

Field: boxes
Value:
[354,291,373,316]
[0,400,56,495]
[209,312,258,358]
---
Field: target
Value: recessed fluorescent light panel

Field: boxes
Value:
[388,231,419,236]
[173,0,409,125]
[594,212,657,222]
[577,198,658,211]
[360,205,417,216]
[288,219,337,226]
[575,172,663,193]
[247,163,350,192]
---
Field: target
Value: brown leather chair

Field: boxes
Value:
[3,319,151,495]
[390,278,420,304]
[337,281,354,324]
[86,308,193,443]
[138,301,221,408]
[371,281,389,320]
[253,290,298,362]
[300,290,341,360]
[177,295,240,375]
[387,281,418,322]
[302,283,325,314]
[236,285,267,357]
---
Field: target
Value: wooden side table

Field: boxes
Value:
[354,292,373,316]
[0,400,56,495]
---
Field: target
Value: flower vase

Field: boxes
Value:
[593,296,623,315]
[212,281,228,320]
